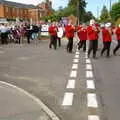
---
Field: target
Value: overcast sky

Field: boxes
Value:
[7,0,118,17]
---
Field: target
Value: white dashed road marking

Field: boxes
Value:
[73,59,79,63]
[86,64,92,70]
[66,80,76,89]
[86,71,93,78]
[72,64,78,69]
[87,93,98,108]
[70,70,77,78]
[86,80,95,89]
[88,115,100,120]
[62,93,74,106]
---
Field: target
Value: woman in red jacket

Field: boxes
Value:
[49,22,58,50]
[65,21,75,53]
[113,25,120,55]
[101,23,112,57]
[77,23,87,52]
[87,19,99,58]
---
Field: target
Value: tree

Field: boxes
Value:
[111,2,120,21]
[100,5,110,22]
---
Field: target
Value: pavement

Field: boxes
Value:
[0,37,120,120]
[0,82,50,120]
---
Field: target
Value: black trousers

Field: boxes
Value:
[101,42,111,57]
[88,40,98,58]
[67,37,73,53]
[49,36,57,50]
[1,33,8,44]
[78,40,86,52]
[27,36,31,44]
[57,37,61,47]
[113,40,120,54]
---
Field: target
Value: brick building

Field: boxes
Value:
[0,0,53,23]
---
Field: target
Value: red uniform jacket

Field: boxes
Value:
[77,25,82,31]
[77,28,87,41]
[49,25,57,36]
[87,25,99,40]
[102,28,112,42]
[115,27,120,40]
[65,25,75,38]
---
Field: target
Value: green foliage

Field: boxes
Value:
[100,5,110,22]
[111,2,120,21]
[42,0,94,23]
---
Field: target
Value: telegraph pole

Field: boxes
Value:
[77,0,80,25]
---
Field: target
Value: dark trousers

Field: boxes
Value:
[27,36,31,44]
[78,40,86,52]
[58,37,61,47]
[113,40,120,54]
[88,40,98,58]
[1,33,8,44]
[101,42,111,57]
[67,37,73,53]
[49,36,57,50]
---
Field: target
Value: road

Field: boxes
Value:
[0,38,120,120]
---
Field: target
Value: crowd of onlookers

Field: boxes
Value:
[0,22,42,44]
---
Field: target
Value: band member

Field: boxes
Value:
[101,23,112,57]
[57,24,64,47]
[87,19,99,58]
[65,20,75,53]
[77,23,87,52]
[49,22,58,50]
[113,24,120,55]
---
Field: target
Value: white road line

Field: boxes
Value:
[73,59,79,63]
[75,55,79,59]
[70,70,77,78]
[86,71,93,78]
[66,80,76,89]
[88,115,100,120]
[86,59,91,64]
[86,80,95,89]
[76,51,80,55]
[72,64,78,69]
[62,92,74,106]
[86,64,92,70]
[87,93,98,108]
[0,81,60,120]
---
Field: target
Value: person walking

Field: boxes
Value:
[101,23,112,58]
[57,24,64,47]
[77,23,87,52]
[48,22,58,50]
[87,19,99,58]
[65,20,75,53]
[113,24,120,55]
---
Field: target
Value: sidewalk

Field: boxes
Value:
[0,82,50,120]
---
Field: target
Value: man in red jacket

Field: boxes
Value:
[101,23,112,57]
[77,23,87,52]
[48,22,58,50]
[113,24,120,55]
[87,19,99,58]
[65,21,75,53]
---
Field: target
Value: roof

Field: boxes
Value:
[0,0,36,8]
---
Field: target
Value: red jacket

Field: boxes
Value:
[65,25,75,38]
[77,28,87,41]
[115,27,120,40]
[49,25,57,36]
[102,28,112,42]
[87,25,99,40]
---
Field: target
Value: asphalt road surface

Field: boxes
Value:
[0,38,120,120]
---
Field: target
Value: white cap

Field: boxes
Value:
[90,19,95,25]
[105,23,111,28]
